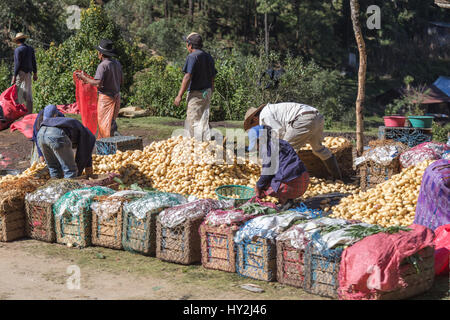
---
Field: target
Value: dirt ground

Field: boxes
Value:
[0,239,448,300]
[0,240,324,300]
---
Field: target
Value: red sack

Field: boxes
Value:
[9,113,38,139]
[56,102,80,115]
[73,71,98,135]
[434,224,450,276]
[0,85,28,131]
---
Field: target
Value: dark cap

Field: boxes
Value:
[94,39,117,57]
[183,32,203,47]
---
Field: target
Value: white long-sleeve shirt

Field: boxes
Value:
[259,102,318,138]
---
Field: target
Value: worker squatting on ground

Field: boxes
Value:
[174,33,217,141]
[32,105,96,179]
[11,33,37,114]
[244,102,343,180]
[248,125,310,210]
[75,39,123,138]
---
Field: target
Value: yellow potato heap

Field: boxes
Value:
[303,177,360,199]
[299,137,350,151]
[0,162,50,183]
[92,136,263,199]
[329,160,434,227]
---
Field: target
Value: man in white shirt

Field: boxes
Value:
[244,102,342,180]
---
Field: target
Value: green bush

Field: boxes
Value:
[432,122,450,144]
[128,48,349,122]
[32,1,150,112]
[0,61,11,93]
[128,56,186,118]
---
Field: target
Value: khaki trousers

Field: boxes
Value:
[283,113,333,161]
[16,71,33,114]
[185,89,212,141]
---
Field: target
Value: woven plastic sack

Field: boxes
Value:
[399,142,449,168]
[91,190,148,221]
[53,186,115,218]
[25,179,87,204]
[123,192,187,220]
[159,199,233,228]
[414,159,450,231]
[73,71,98,135]
[0,85,28,131]
[9,113,37,139]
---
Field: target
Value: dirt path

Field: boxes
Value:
[0,240,323,300]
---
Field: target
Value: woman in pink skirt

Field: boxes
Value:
[248,125,310,210]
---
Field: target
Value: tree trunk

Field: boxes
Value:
[350,0,366,156]
[264,12,269,54]
[189,0,194,24]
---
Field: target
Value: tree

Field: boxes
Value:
[350,0,366,156]
[256,0,285,54]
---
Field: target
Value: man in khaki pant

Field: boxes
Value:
[11,33,37,114]
[174,33,216,141]
[244,102,343,180]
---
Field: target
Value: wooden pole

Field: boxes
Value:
[350,0,366,156]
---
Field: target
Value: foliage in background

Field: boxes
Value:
[0,61,11,92]
[385,77,430,116]
[31,1,150,111]
[432,122,450,143]
[128,48,348,122]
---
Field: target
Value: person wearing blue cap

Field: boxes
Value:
[248,125,310,209]
[32,105,96,179]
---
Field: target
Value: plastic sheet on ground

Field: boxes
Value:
[25,179,87,204]
[355,145,404,167]
[53,186,115,217]
[234,211,308,244]
[338,224,435,300]
[123,192,187,221]
[90,190,148,221]
[400,142,449,168]
[159,199,233,228]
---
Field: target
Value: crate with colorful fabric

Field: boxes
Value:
[234,211,307,282]
[275,204,328,288]
[156,199,233,265]
[0,177,45,242]
[91,190,148,250]
[356,140,409,192]
[200,200,277,273]
[25,179,86,243]
[53,186,115,248]
[122,192,187,256]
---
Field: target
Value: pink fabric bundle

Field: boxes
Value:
[338,224,435,300]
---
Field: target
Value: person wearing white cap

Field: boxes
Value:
[174,32,217,141]
[11,33,37,114]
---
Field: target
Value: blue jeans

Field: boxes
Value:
[37,126,78,178]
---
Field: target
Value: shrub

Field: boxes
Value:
[0,61,11,92]
[128,48,349,122]
[32,1,150,112]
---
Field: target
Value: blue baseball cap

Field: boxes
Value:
[248,125,264,152]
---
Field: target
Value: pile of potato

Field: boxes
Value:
[302,177,360,199]
[298,137,350,151]
[92,136,262,199]
[0,162,50,183]
[329,160,434,227]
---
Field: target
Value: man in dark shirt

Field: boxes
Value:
[11,33,38,114]
[75,39,123,138]
[174,33,217,141]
